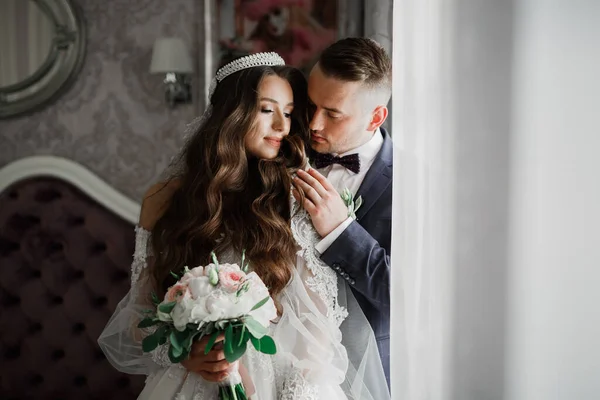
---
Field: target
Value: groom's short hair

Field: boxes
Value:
[318,37,392,104]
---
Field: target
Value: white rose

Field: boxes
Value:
[171,291,195,331]
[181,266,205,283]
[249,297,277,327]
[188,276,214,299]
[205,289,248,321]
[189,296,210,324]
[244,272,277,326]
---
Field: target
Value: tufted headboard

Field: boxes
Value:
[0,157,145,399]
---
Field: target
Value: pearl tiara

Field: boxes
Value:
[215,52,285,83]
[208,52,285,99]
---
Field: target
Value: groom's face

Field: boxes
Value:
[307,64,373,155]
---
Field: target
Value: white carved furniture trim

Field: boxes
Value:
[0,156,140,224]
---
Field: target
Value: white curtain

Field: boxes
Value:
[0,0,54,87]
[390,0,456,399]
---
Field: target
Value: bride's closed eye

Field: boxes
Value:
[261,108,292,118]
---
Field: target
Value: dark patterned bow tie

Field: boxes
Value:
[313,152,361,174]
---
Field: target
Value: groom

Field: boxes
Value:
[292,38,392,386]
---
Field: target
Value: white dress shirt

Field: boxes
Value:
[314,128,384,254]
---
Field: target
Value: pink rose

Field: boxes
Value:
[218,264,246,292]
[165,283,188,303]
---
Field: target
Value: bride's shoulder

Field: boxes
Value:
[139,178,182,230]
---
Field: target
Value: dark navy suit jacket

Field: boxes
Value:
[320,128,392,386]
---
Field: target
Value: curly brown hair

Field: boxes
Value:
[150,65,309,303]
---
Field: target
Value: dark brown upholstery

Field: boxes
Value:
[0,178,145,399]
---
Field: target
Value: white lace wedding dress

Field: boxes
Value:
[98,196,389,399]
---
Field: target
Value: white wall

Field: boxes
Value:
[506,0,600,399]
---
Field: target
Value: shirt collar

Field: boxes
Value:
[338,128,384,165]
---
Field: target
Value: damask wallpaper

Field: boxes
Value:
[0,0,393,202]
[0,0,198,201]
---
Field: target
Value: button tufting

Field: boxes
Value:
[32,269,41,278]
[74,376,87,386]
[95,349,105,360]
[8,191,18,199]
[48,242,64,253]
[4,295,20,306]
[73,270,84,279]
[72,323,85,334]
[52,349,65,360]
[0,240,20,255]
[28,323,43,334]
[116,377,130,388]
[5,345,20,359]
[34,189,62,202]
[53,296,63,305]
[68,216,85,226]
[31,374,44,385]
[92,242,107,253]
[95,296,108,307]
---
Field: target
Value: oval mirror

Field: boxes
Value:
[0,0,86,118]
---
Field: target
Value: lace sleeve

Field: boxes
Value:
[97,226,182,374]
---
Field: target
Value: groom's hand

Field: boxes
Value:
[293,168,348,237]
[181,334,230,382]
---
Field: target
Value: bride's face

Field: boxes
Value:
[245,75,294,160]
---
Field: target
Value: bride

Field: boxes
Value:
[98,52,388,399]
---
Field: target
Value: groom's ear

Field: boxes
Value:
[367,105,388,131]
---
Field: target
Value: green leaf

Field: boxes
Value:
[241,249,246,272]
[182,329,197,352]
[158,301,177,314]
[151,292,160,305]
[238,325,246,347]
[236,281,250,297]
[208,268,219,285]
[354,195,363,211]
[244,316,267,339]
[143,324,170,352]
[137,317,158,329]
[225,339,247,363]
[170,330,182,352]
[250,296,270,312]
[204,330,220,355]
[251,334,277,355]
[168,343,183,363]
[142,333,159,352]
[224,324,234,358]
[236,383,248,400]
[158,334,167,346]
[210,251,219,267]
[170,270,179,280]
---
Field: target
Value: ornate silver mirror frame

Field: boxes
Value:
[0,0,86,118]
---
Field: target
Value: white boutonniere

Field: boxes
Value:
[340,188,363,219]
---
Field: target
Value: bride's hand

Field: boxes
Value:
[181,333,231,382]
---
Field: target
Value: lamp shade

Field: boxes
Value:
[149,37,193,74]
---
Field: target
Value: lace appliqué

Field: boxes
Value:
[290,195,348,327]
[132,225,151,285]
[149,340,185,369]
[280,371,320,400]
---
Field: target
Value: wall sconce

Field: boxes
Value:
[150,37,193,107]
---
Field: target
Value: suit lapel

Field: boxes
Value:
[355,129,393,221]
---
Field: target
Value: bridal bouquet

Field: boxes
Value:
[138,252,278,400]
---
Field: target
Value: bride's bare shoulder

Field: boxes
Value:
[139,179,182,230]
